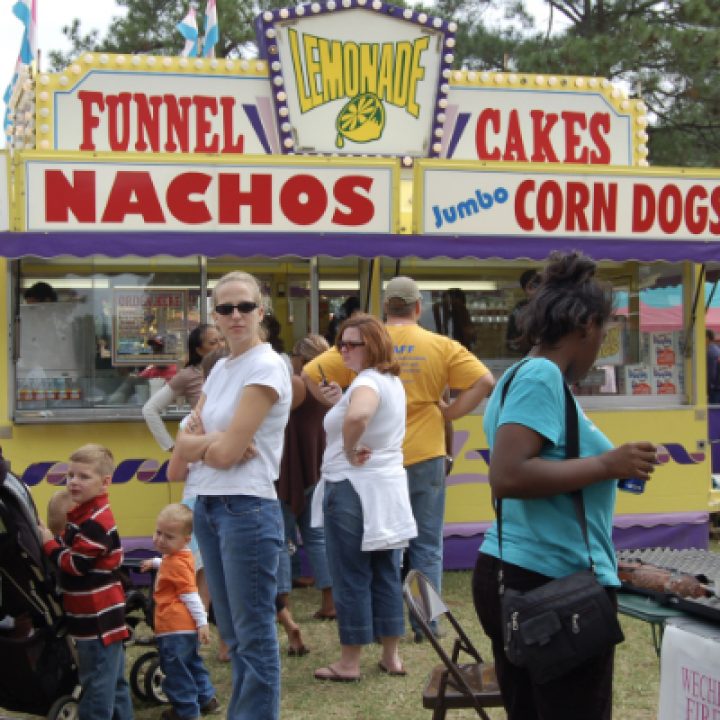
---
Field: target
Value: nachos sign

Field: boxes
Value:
[256,1,455,158]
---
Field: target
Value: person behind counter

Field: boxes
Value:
[172,271,291,720]
[472,251,658,720]
[24,281,58,303]
[142,324,222,452]
[506,268,540,354]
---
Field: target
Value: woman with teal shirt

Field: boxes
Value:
[472,252,657,720]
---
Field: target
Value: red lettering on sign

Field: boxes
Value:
[280,175,327,225]
[78,91,104,151]
[593,183,617,231]
[134,94,163,152]
[657,184,682,234]
[475,109,501,161]
[166,172,212,224]
[711,187,720,234]
[332,176,375,225]
[218,173,273,224]
[503,110,528,162]
[220,97,244,153]
[530,110,559,163]
[165,95,192,153]
[515,179,535,230]
[45,170,96,222]
[565,182,590,231]
[101,171,164,223]
[562,111,588,163]
[536,181,563,230]
[684,185,708,235]
[194,96,219,153]
[632,184,654,232]
[588,114,611,164]
[107,93,132,151]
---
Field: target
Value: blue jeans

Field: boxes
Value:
[278,486,332,593]
[157,633,215,719]
[406,457,446,630]
[194,495,283,720]
[75,639,133,720]
[323,480,405,645]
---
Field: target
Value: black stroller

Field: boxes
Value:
[0,461,80,720]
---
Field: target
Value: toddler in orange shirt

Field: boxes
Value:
[141,504,219,720]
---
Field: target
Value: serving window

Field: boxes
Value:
[10,255,696,422]
[380,258,693,406]
[14,257,204,420]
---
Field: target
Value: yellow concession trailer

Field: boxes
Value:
[0,1,717,563]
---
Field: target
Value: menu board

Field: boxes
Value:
[112,288,187,366]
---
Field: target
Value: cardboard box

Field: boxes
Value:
[622,364,653,395]
[653,365,680,395]
[649,332,678,367]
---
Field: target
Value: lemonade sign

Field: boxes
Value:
[256,2,455,158]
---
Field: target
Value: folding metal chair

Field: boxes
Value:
[403,570,503,720]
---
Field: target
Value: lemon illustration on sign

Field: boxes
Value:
[336,92,385,148]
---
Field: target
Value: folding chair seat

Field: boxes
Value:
[403,570,503,720]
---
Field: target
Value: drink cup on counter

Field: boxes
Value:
[618,477,646,494]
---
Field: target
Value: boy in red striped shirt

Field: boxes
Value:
[40,444,133,720]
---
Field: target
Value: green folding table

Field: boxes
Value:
[617,591,686,657]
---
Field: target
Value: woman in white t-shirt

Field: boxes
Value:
[172,271,291,720]
[312,314,417,683]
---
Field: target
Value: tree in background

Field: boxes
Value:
[48,0,287,70]
[49,0,720,167]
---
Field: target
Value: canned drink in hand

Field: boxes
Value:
[618,477,646,494]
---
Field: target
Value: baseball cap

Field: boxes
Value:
[385,276,421,303]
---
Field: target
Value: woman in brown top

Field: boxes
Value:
[277,334,336,620]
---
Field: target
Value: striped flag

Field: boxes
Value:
[202,0,218,58]
[176,7,199,58]
[12,0,37,66]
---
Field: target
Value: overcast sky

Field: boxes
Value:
[0,0,558,147]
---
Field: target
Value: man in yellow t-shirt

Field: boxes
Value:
[303,276,494,640]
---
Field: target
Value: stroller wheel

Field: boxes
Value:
[144,657,168,705]
[129,650,160,701]
[46,695,78,720]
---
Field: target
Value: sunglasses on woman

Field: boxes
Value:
[215,302,258,315]
[338,340,366,350]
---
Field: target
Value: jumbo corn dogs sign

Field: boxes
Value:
[415,162,720,240]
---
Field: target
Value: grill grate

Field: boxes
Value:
[617,547,720,623]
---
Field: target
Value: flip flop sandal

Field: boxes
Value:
[314,666,361,682]
[287,644,310,657]
[378,660,407,676]
[312,610,337,621]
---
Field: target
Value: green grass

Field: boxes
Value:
[124,570,662,720]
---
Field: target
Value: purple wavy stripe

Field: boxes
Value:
[242,103,272,155]
[4,233,720,262]
[446,111,470,159]
[113,459,147,484]
[21,462,56,487]
[662,443,705,464]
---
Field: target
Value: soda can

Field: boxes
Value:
[617,477,646,494]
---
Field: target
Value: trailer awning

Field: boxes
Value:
[2,230,720,262]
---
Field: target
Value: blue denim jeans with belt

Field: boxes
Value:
[323,479,405,645]
[157,632,215,719]
[75,638,133,720]
[277,484,333,594]
[194,495,283,720]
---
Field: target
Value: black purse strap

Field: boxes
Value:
[495,362,596,595]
